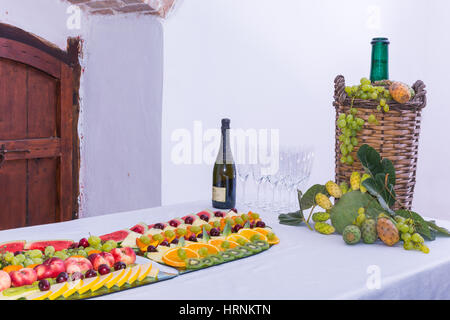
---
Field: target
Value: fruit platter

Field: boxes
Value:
[0,209,279,300]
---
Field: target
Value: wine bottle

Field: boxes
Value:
[212,118,236,209]
[370,37,389,82]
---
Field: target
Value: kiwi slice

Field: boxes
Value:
[201,257,215,267]
[225,248,244,259]
[186,258,204,270]
[244,242,262,253]
[209,254,224,265]
[219,251,235,262]
[253,240,270,250]
[236,246,253,257]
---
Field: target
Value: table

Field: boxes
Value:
[1,201,450,299]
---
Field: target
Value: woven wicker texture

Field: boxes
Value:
[333,75,427,210]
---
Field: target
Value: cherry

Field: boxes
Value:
[188,234,197,242]
[114,261,126,271]
[250,221,255,229]
[98,264,110,275]
[197,233,203,239]
[184,216,194,225]
[39,279,50,291]
[233,224,243,233]
[160,240,170,247]
[14,251,24,256]
[84,269,97,279]
[199,214,209,222]
[169,220,179,228]
[171,238,179,245]
[71,272,85,281]
[69,242,79,249]
[153,223,165,230]
[255,221,266,228]
[231,208,238,213]
[56,272,69,283]
[147,245,157,253]
[79,238,89,248]
[210,228,220,237]
[214,211,224,218]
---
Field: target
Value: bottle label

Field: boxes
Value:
[212,186,226,202]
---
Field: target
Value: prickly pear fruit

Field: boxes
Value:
[314,222,335,235]
[343,225,361,245]
[325,181,342,199]
[360,173,371,193]
[340,182,349,194]
[361,219,377,244]
[389,81,412,104]
[315,193,332,210]
[312,212,330,222]
[377,217,399,246]
[350,172,361,191]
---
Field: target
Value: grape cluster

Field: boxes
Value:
[395,216,429,253]
[337,108,365,165]
[345,77,392,112]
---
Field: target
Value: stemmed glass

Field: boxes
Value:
[236,163,251,207]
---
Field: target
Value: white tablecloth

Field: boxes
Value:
[1,201,450,300]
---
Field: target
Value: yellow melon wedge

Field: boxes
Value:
[63,279,83,298]
[116,267,133,288]
[90,273,114,292]
[48,282,70,300]
[27,290,52,300]
[147,267,159,278]
[137,263,153,282]
[77,276,100,295]
[105,269,126,289]
[127,265,141,285]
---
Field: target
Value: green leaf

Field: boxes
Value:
[300,184,328,210]
[278,211,304,226]
[426,220,450,237]
[222,221,232,237]
[357,144,383,177]
[243,220,251,229]
[361,178,395,215]
[395,210,434,241]
[201,225,211,243]
[381,158,396,186]
[330,191,375,234]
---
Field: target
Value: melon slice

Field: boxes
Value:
[147,267,159,278]
[25,240,73,251]
[105,269,126,289]
[137,263,152,282]
[48,282,70,300]
[27,290,52,300]
[99,229,131,242]
[90,273,114,292]
[116,268,133,288]
[127,265,141,285]
[63,279,83,298]
[120,231,143,248]
[77,276,100,295]
[0,240,26,253]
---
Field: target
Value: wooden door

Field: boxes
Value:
[0,37,73,230]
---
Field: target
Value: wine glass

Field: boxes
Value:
[236,163,251,207]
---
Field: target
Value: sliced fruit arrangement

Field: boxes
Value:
[0,262,164,300]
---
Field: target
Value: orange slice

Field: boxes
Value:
[253,228,280,244]
[185,243,220,255]
[238,228,268,242]
[208,239,239,251]
[161,247,199,268]
[3,265,22,273]
[226,234,249,245]
[87,249,102,256]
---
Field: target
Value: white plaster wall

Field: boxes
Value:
[80,15,163,217]
[1,1,164,218]
[162,0,450,219]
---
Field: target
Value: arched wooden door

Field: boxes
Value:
[0,35,74,230]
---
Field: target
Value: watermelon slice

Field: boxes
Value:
[25,240,74,252]
[0,240,26,253]
[99,230,131,242]
[130,223,148,235]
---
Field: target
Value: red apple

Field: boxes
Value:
[34,257,66,280]
[88,253,114,271]
[110,247,136,265]
[10,268,37,287]
[64,257,93,274]
[0,270,11,291]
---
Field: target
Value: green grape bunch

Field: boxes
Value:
[395,216,429,253]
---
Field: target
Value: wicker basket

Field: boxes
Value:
[333,75,427,210]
